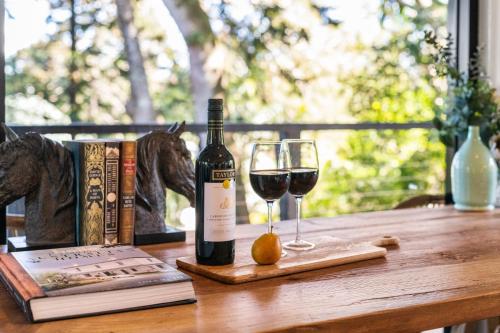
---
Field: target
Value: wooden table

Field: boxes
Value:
[1,206,500,332]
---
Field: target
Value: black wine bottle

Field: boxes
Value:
[195,98,236,265]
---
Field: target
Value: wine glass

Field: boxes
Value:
[249,141,291,243]
[282,139,319,251]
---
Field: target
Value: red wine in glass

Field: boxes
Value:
[282,140,319,251]
[250,169,290,201]
[288,168,319,196]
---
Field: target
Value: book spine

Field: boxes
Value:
[119,141,137,244]
[81,143,106,245]
[0,266,33,322]
[65,141,82,243]
[104,142,120,244]
[0,255,45,323]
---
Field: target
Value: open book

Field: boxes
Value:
[0,245,195,322]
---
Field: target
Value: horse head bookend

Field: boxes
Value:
[135,122,195,235]
[0,124,76,245]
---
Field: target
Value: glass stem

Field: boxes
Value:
[267,201,274,233]
[295,196,303,243]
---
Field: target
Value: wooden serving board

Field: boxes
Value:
[176,236,387,284]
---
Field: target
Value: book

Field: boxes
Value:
[104,142,120,245]
[66,141,106,246]
[0,245,196,322]
[119,141,137,244]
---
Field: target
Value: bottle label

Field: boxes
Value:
[204,173,236,242]
[212,169,236,180]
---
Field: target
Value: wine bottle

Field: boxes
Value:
[195,98,236,265]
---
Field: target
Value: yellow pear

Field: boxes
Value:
[251,232,282,265]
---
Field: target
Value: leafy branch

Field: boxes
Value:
[424,31,499,146]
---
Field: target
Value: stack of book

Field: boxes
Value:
[0,245,196,322]
[65,140,137,246]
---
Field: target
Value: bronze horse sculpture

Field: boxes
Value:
[0,124,75,245]
[135,122,195,235]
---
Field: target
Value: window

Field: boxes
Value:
[2,0,461,234]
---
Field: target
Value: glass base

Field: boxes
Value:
[283,240,315,251]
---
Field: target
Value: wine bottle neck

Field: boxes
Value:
[207,128,224,145]
[207,112,224,145]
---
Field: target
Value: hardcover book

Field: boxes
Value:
[105,142,120,245]
[66,141,106,246]
[119,141,137,244]
[0,245,195,322]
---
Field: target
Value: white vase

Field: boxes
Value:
[496,173,500,207]
[451,126,498,211]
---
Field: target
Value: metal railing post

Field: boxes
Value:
[279,127,300,221]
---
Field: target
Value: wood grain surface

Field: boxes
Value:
[177,236,387,284]
[0,206,499,332]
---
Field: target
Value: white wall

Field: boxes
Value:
[479,0,500,91]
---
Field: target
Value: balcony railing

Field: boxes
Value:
[11,122,433,137]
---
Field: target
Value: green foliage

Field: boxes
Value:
[6,0,449,222]
[306,129,444,216]
[7,0,127,122]
[214,0,339,122]
[152,68,194,123]
[6,0,193,124]
[306,0,447,216]
[425,31,500,145]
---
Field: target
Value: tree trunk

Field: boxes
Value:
[189,46,214,124]
[161,0,250,224]
[160,0,217,124]
[68,0,77,121]
[116,0,155,123]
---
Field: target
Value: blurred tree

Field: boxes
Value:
[159,0,339,123]
[306,0,447,216]
[161,0,218,125]
[184,0,339,222]
[68,0,77,120]
[6,0,192,124]
[6,0,129,123]
[214,0,339,122]
[116,0,155,122]
[4,0,449,224]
